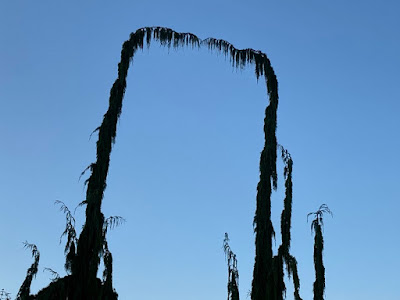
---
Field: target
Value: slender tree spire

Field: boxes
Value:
[308,204,332,300]
[224,233,240,300]
[279,146,302,300]
[266,146,302,300]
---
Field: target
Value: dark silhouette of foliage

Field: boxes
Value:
[43,268,60,282]
[16,242,40,300]
[55,200,78,274]
[278,146,302,300]
[266,146,302,300]
[223,233,240,300]
[308,204,332,300]
[14,27,307,299]
[72,26,281,300]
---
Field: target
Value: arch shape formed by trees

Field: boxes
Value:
[17,27,301,300]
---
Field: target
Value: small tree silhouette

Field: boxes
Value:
[223,233,240,300]
[308,204,332,300]
[268,146,302,300]
[16,242,40,300]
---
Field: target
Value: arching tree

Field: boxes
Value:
[308,204,332,300]
[15,27,302,299]
[72,26,281,300]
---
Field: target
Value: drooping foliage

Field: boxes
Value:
[16,242,40,300]
[278,146,302,300]
[100,217,125,299]
[43,268,60,283]
[266,146,302,300]
[15,27,295,299]
[73,26,280,300]
[223,233,240,300]
[54,200,78,274]
[308,204,332,300]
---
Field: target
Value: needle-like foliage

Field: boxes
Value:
[55,200,78,274]
[55,201,77,253]
[43,268,60,282]
[223,233,240,300]
[70,26,280,300]
[101,240,118,300]
[16,242,40,300]
[308,204,332,300]
[100,215,125,298]
[279,146,302,300]
[267,146,302,300]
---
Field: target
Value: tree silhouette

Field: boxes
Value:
[223,233,240,300]
[14,27,303,299]
[16,242,40,300]
[267,146,302,300]
[308,204,332,300]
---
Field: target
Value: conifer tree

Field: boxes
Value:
[70,26,281,300]
[15,27,297,299]
[308,204,332,300]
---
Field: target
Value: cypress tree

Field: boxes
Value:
[308,204,332,300]
[71,27,281,300]
[16,27,285,299]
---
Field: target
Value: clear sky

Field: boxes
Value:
[1,1,399,299]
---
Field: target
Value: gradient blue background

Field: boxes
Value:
[1,1,399,299]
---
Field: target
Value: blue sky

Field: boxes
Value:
[1,0,399,299]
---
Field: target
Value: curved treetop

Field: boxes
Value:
[19,27,283,300]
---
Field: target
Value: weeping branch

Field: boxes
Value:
[43,268,60,282]
[17,242,40,300]
[54,200,78,274]
[101,216,124,298]
[267,146,302,300]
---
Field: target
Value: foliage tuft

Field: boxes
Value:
[308,204,332,300]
